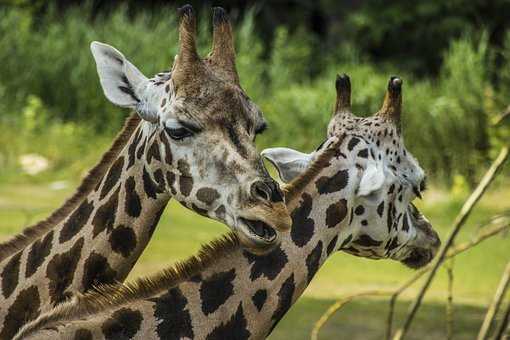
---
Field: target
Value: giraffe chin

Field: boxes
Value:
[400,204,440,269]
[401,248,434,269]
[235,218,281,255]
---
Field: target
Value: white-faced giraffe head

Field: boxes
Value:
[90,5,291,254]
[263,74,440,268]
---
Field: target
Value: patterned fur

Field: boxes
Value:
[0,5,292,339]
[14,74,441,340]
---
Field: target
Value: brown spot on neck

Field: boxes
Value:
[82,252,117,292]
[1,252,22,299]
[0,285,41,339]
[18,234,240,335]
[59,200,94,244]
[46,237,85,305]
[99,156,125,200]
[25,230,54,278]
[92,186,121,238]
[108,225,137,258]
[147,140,161,164]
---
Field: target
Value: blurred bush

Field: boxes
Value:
[341,0,510,75]
[0,4,508,185]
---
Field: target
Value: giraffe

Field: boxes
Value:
[15,74,441,340]
[0,6,292,339]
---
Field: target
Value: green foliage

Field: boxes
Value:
[235,9,266,100]
[0,94,107,182]
[0,5,179,129]
[269,27,316,88]
[342,0,510,75]
[0,5,506,185]
[492,31,510,150]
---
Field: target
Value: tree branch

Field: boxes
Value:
[393,146,509,340]
[493,106,510,127]
[477,261,510,340]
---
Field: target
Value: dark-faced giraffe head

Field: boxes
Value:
[90,6,291,254]
[263,74,440,268]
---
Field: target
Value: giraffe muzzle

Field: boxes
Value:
[250,180,285,203]
[401,247,434,269]
[236,218,281,255]
[401,204,441,269]
[240,217,277,242]
[235,201,291,254]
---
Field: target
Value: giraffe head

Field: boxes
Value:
[90,6,291,255]
[263,74,440,268]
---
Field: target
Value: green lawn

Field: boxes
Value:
[271,297,487,340]
[0,177,509,339]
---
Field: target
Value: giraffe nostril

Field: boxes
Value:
[251,180,284,203]
[268,181,284,202]
[251,181,272,202]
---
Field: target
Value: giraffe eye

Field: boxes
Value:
[165,127,193,141]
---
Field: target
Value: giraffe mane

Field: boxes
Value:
[14,232,240,339]
[283,134,346,204]
[0,113,141,262]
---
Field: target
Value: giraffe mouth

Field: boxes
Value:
[401,204,440,269]
[239,217,277,242]
[401,248,434,269]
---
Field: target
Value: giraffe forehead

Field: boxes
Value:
[330,116,424,184]
[191,98,257,132]
[167,78,259,125]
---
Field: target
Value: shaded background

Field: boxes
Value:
[0,0,509,339]
[1,0,510,183]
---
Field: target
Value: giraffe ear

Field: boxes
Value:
[357,162,385,197]
[262,147,312,183]
[91,41,149,109]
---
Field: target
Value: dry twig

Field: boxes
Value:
[494,301,510,340]
[446,258,455,340]
[393,146,509,340]
[477,261,510,340]
[385,215,510,339]
[310,290,392,340]
[493,106,510,127]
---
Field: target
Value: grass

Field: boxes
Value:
[271,297,488,340]
[0,174,509,339]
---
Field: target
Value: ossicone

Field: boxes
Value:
[377,76,403,128]
[172,4,205,86]
[209,6,239,84]
[334,73,352,116]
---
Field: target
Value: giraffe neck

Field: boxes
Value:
[67,122,172,284]
[172,191,350,339]
[0,114,141,263]
[13,177,357,340]
[136,152,359,339]
[0,120,175,340]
